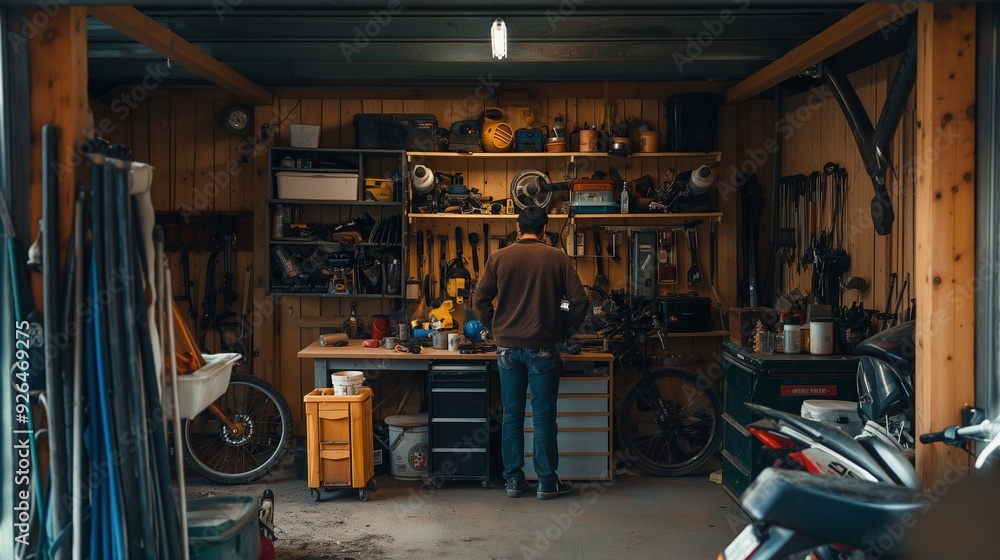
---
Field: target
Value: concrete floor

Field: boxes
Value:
[185,457,749,560]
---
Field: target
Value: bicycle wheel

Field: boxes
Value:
[616,367,722,476]
[182,374,292,484]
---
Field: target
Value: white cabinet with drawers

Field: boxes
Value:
[523,359,614,481]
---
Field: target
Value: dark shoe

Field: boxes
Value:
[505,478,531,498]
[536,480,575,500]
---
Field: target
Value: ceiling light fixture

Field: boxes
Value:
[491,18,507,60]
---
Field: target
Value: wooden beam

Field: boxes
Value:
[914,3,976,484]
[726,3,908,103]
[29,6,90,311]
[88,6,273,106]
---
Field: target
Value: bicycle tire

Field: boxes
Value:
[182,374,292,484]
[616,367,722,476]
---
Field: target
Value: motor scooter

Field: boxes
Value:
[743,322,919,486]
[720,409,999,560]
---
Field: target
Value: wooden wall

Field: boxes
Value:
[777,55,915,315]
[90,83,774,431]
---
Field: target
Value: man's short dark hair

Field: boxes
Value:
[518,206,548,234]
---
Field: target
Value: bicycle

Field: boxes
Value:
[588,288,723,476]
[181,373,293,484]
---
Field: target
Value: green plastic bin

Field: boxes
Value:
[187,496,260,560]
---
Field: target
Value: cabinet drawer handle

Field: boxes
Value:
[321,440,349,445]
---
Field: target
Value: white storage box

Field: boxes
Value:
[170,353,241,420]
[801,399,863,437]
[289,124,320,148]
[276,171,359,200]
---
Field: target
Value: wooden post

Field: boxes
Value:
[28,7,89,313]
[914,3,977,483]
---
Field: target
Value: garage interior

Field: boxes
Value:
[0,1,994,559]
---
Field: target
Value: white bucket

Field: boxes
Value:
[330,370,365,395]
[385,414,429,480]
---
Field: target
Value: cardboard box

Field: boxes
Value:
[728,307,778,348]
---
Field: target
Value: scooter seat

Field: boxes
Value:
[742,468,923,550]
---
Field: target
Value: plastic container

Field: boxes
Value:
[570,201,618,214]
[572,189,614,204]
[330,370,365,396]
[663,93,718,152]
[620,182,629,213]
[275,171,358,200]
[783,317,802,354]
[809,318,834,355]
[801,399,863,437]
[171,353,241,420]
[385,413,429,480]
[187,496,261,560]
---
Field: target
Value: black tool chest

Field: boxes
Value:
[721,342,859,501]
[424,362,491,488]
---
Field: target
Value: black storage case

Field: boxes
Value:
[353,113,438,151]
[663,93,718,152]
[424,362,491,488]
[720,343,859,501]
[655,295,713,332]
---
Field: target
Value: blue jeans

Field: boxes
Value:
[497,347,561,486]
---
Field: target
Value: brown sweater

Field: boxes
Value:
[472,237,587,348]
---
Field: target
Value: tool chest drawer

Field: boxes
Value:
[525,430,610,454]
[429,388,488,418]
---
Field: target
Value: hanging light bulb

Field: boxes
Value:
[491,18,507,60]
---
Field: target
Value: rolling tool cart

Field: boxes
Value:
[304,387,377,501]
[423,362,492,488]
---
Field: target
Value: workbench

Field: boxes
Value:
[298,340,617,481]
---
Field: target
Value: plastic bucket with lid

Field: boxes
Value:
[187,496,260,560]
[385,413,429,480]
[330,370,365,395]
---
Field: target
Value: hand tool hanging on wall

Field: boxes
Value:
[483,223,490,264]
[738,173,764,306]
[889,272,909,328]
[343,301,365,338]
[709,221,725,328]
[198,241,223,350]
[592,228,610,292]
[684,220,704,288]
[657,228,677,284]
[820,29,916,236]
[416,230,425,300]
[468,231,480,277]
[173,247,197,318]
[447,227,471,303]
[878,272,898,332]
[424,230,434,306]
[437,234,449,305]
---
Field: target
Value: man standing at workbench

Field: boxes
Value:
[473,206,588,500]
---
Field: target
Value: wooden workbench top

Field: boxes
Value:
[297,339,613,363]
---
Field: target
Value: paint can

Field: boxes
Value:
[385,414,429,480]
